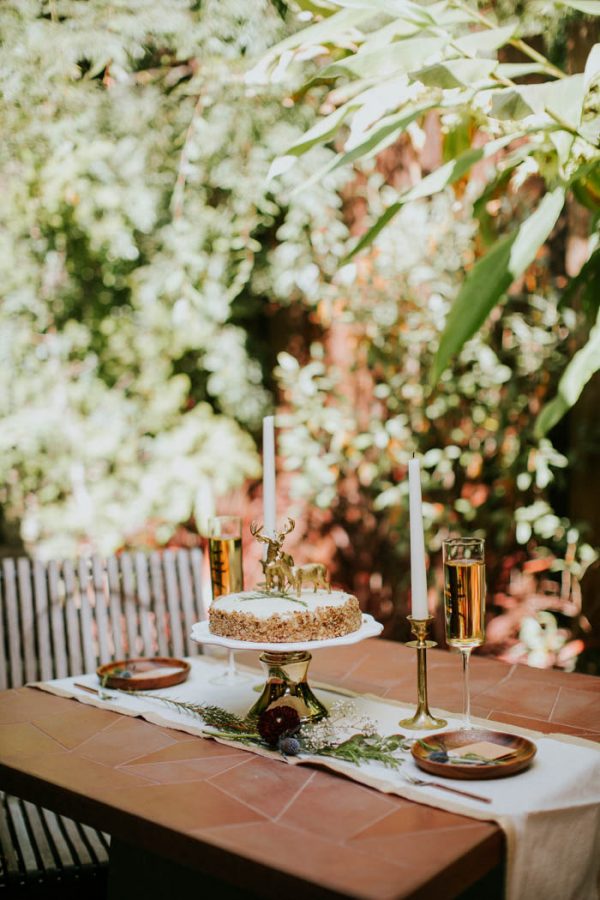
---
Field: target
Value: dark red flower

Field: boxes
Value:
[257,706,301,746]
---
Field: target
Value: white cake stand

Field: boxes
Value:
[191,614,383,722]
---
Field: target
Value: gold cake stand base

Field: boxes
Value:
[248,651,328,723]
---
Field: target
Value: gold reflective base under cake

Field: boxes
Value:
[248,651,328,723]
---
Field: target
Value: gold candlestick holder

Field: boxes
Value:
[399,616,447,730]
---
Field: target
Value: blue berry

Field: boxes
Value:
[278,736,301,756]
[429,750,448,763]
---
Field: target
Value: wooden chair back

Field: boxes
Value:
[0,549,207,689]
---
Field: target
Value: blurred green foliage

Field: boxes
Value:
[0,0,347,557]
[0,0,597,659]
[255,0,600,648]
[261,0,600,432]
[276,187,597,613]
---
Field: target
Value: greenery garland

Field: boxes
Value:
[106,685,407,769]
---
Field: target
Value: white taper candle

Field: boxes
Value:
[408,456,429,619]
[262,416,276,538]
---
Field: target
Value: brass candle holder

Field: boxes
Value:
[399,616,447,730]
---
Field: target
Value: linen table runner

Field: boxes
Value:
[33,656,600,900]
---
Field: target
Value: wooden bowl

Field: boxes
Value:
[96,657,190,691]
[412,728,537,780]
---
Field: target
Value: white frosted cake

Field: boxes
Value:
[209,588,362,643]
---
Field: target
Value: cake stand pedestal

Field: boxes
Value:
[191,615,383,723]
[250,650,328,721]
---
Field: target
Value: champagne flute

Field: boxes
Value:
[443,537,486,730]
[207,516,249,685]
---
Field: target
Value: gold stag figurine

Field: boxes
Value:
[250,519,331,596]
[250,518,294,591]
[250,519,294,567]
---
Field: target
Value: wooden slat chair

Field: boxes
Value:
[0,549,206,896]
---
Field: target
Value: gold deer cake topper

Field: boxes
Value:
[250,518,331,598]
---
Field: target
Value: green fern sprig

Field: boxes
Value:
[121,690,258,734]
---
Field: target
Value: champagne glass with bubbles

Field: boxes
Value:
[443,537,486,730]
[207,516,249,685]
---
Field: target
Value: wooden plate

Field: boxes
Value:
[412,728,537,780]
[96,657,190,691]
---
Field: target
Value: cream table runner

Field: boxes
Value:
[33,656,600,900]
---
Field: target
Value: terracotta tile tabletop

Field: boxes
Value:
[1,639,599,899]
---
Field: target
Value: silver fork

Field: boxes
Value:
[404,773,492,804]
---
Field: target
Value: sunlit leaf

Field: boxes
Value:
[251,7,372,66]
[534,308,600,438]
[497,63,550,78]
[321,37,445,79]
[584,43,600,89]
[442,119,473,163]
[411,58,497,88]
[491,88,536,120]
[454,23,516,56]
[571,167,600,211]
[331,0,435,25]
[293,0,340,14]
[491,75,585,128]
[357,18,425,51]
[431,187,566,384]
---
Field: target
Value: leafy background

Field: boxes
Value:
[1,0,598,672]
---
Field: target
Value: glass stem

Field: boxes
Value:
[461,647,472,729]
[227,650,236,679]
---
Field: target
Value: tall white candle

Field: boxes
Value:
[262,416,276,538]
[408,456,429,619]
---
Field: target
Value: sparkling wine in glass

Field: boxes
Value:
[207,516,249,685]
[208,531,243,598]
[443,537,486,730]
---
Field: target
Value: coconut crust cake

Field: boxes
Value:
[209,589,362,643]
